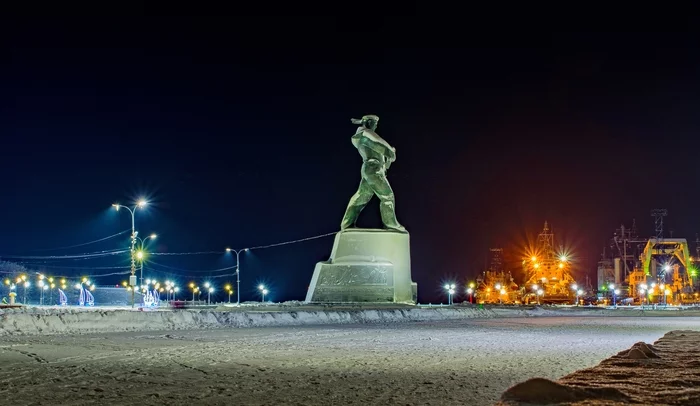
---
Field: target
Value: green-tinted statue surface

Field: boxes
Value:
[340,115,405,232]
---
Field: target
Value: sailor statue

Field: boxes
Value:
[340,115,405,232]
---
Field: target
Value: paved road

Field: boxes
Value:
[1,317,698,405]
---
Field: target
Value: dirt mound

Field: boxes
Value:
[500,377,630,405]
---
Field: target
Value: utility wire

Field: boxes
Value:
[29,229,131,252]
[142,265,235,280]
[149,230,339,256]
[150,251,221,256]
[14,248,130,264]
[15,263,132,270]
[0,249,129,260]
[147,260,237,274]
[247,231,338,250]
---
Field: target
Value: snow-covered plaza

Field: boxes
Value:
[1,313,699,405]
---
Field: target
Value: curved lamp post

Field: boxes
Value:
[225,248,250,306]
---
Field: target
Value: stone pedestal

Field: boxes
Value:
[305,229,417,304]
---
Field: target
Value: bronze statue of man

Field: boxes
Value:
[340,115,406,232]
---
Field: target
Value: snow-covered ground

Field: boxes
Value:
[1,316,698,405]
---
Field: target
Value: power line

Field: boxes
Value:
[0,249,129,260]
[150,251,221,256]
[248,231,338,250]
[13,248,130,264]
[142,265,235,280]
[148,230,339,257]
[29,229,131,252]
[85,269,132,278]
[147,260,237,274]
[15,263,131,270]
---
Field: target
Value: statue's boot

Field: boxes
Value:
[380,200,406,233]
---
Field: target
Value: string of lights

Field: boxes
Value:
[29,229,131,252]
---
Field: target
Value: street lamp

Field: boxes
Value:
[536,289,544,305]
[576,289,583,306]
[22,281,30,304]
[613,289,620,307]
[466,287,474,304]
[225,284,233,303]
[208,287,214,305]
[135,233,156,287]
[38,279,46,305]
[225,247,250,306]
[444,283,456,305]
[113,199,147,308]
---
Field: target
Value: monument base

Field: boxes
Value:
[305,228,417,304]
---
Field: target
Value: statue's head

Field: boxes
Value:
[351,115,379,131]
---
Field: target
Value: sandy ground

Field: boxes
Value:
[498,330,700,405]
[1,316,699,406]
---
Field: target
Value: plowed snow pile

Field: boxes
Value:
[0,306,531,336]
[497,330,700,405]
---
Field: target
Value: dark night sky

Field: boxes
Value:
[2,17,700,302]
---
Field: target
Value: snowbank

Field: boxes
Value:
[3,304,698,337]
[0,305,509,336]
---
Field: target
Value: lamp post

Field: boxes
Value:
[190,284,199,302]
[225,248,250,306]
[613,289,620,307]
[113,199,147,308]
[225,284,233,303]
[258,284,269,302]
[23,281,30,304]
[135,233,157,288]
[576,289,583,306]
[468,282,475,303]
[444,283,456,305]
[204,282,212,304]
[48,277,54,305]
[38,279,45,305]
[536,289,544,305]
